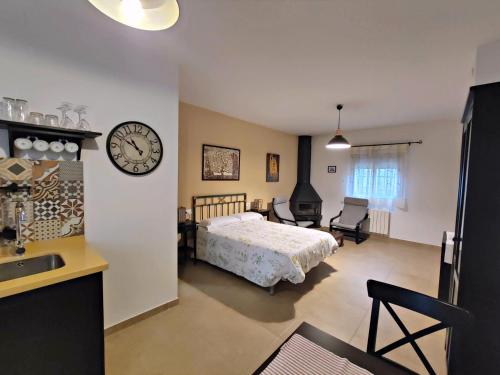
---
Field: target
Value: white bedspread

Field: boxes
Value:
[197,220,337,287]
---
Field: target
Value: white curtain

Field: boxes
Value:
[346,144,409,211]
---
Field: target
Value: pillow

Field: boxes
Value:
[199,215,241,228]
[235,212,264,222]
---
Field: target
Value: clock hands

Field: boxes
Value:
[130,139,143,155]
[125,139,143,156]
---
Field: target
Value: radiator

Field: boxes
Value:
[369,209,391,235]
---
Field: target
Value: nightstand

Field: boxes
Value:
[250,208,271,220]
[177,220,197,264]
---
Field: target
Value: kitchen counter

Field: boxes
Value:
[0,235,108,298]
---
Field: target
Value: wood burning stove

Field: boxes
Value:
[290,136,322,227]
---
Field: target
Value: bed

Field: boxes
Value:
[193,193,338,294]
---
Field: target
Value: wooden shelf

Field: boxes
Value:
[0,119,102,160]
[0,119,102,139]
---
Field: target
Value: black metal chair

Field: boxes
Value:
[366,280,473,375]
[272,197,315,228]
[330,197,370,244]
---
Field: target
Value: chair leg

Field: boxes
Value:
[355,227,360,244]
[367,299,380,353]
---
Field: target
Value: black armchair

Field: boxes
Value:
[272,197,315,228]
[330,197,370,244]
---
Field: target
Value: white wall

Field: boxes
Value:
[476,40,500,85]
[312,121,461,246]
[0,43,179,327]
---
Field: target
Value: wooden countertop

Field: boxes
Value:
[0,236,108,299]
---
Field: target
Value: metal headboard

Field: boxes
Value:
[192,193,247,223]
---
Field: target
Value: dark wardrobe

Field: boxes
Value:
[447,81,500,374]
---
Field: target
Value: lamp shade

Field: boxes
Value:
[88,0,179,31]
[326,132,351,149]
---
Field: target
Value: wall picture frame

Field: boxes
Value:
[266,153,280,182]
[202,144,240,181]
[328,165,337,173]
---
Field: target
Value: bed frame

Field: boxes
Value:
[192,193,247,224]
[191,193,276,295]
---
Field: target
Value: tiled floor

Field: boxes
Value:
[106,236,445,375]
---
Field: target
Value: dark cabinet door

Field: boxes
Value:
[0,273,104,375]
[451,119,472,302]
[449,83,500,375]
[446,118,472,368]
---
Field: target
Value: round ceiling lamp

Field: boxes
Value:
[326,104,351,149]
[88,0,179,31]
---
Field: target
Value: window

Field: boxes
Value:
[347,145,408,211]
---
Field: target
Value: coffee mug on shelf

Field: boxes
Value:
[33,138,49,152]
[64,141,79,154]
[14,137,33,150]
[49,140,65,153]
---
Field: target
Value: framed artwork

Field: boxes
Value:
[328,165,337,173]
[202,144,240,180]
[266,153,280,182]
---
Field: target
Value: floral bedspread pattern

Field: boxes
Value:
[197,220,338,287]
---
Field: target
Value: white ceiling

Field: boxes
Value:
[1,1,500,134]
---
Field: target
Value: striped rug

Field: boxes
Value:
[260,334,373,375]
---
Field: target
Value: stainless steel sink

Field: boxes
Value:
[0,254,65,282]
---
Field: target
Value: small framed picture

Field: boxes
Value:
[328,166,337,173]
[266,153,280,182]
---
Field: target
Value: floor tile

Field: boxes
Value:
[105,236,446,374]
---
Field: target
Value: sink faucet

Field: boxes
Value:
[14,201,27,255]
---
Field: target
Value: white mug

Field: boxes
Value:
[14,137,33,151]
[49,140,65,153]
[33,138,49,152]
[64,142,79,154]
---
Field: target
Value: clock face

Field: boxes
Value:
[106,121,163,175]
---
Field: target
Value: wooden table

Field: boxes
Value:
[254,322,413,374]
[318,227,344,247]
[332,230,344,247]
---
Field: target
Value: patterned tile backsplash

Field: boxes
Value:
[0,158,84,243]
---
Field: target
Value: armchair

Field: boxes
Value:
[272,197,315,228]
[329,197,370,244]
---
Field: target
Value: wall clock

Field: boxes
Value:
[106,121,163,176]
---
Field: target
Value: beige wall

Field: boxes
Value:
[179,103,297,210]
[311,121,462,246]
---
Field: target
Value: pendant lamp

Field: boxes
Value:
[88,0,179,31]
[326,104,351,149]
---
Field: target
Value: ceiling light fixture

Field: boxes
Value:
[326,104,351,149]
[88,0,179,31]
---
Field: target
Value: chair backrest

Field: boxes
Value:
[272,197,296,224]
[366,279,472,375]
[339,197,369,225]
